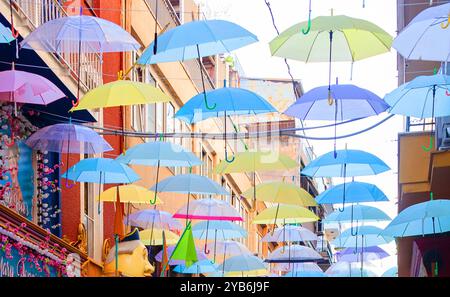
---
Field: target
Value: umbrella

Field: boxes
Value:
[175,87,276,161]
[215,151,299,211]
[333,226,393,248]
[269,14,392,102]
[0,23,14,43]
[315,181,389,205]
[25,122,113,188]
[252,205,319,225]
[381,266,398,277]
[125,209,183,231]
[336,246,390,262]
[284,271,326,277]
[160,221,197,270]
[155,244,208,266]
[192,221,247,262]
[384,74,450,151]
[212,240,252,271]
[275,262,323,273]
[207,269,269,277]
[173,260,217,274]
[392,3,450,61]
[266,245,322,263]
[261,225,318,243]
[116,141,202,204]
[173,198,242,222]
[0,68,65,115]
[216,254,267,276]
[139,229,180,246]
[96,185,162,205]
[70,80,171,111]
[282,262,326,277]
[381,197,450,238]
[325,261,379,277]
[138,20,258,110]
[21,14,140,107]
[284,84,389,154]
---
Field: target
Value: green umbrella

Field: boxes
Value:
[269,13,392,104]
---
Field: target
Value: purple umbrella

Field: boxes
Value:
[336,246,390,262]
[284,83,389,157]
[155,246,208,266]
[25,123,113,188]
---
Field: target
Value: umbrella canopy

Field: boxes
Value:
[333,226,393,248]
[96,185,162,204]
[381,266,398,277]
[392,3,450,61]
[125,209,183,231]
[173,260,217,274]
[116,141,202,167]
[381,199,450,238]
[216,254,267,273]
[0,70,65,105]
[242,182,317,207]
[149,174,229,196]
[70,80,171,111]
[192,221,247,241]
[174,87,276,124]
[173,198,242,221]
[266,245,323,263]
[0,23,14,43]
[61,158,140,184]
[315,181,389,205]
[20,15,140,53]
[261,225,318,243]
[252,205,319,225]
[139,229,180,246]
[275,262,323,273]
[269,15,392,62]
[336,246,390,262]
[212,240,252,258]
[137,20,258,64]
[325,261,379,277]
[284,270,326,277]
[155,245,208,266]
[284,84,389,121]
[301,149,390,177]
[215,151,299,173]
[384,74,450,118]
[324,204,391,223]
[25,123,113,154]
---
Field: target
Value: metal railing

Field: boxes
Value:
[12,0,103,93]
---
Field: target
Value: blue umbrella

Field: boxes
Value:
[173,259,218,274]
[381,266,398,277]
[284,271,326,277]
[61,158,140,214]
[315,181,389,205]
[175,87,276,162]
[0,23,14,43]
[326,261,379,277]
[216,254,267,276]
[384,74,450,151]
[116,141,202,204]
[324,205,391,224]
[138,20,258,110]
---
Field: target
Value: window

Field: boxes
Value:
[166,103,175,142]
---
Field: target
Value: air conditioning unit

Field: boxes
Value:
[439,126,450,151]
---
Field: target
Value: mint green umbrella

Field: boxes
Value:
[269,14,392,103]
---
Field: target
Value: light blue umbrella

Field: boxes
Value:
[61,158,140,214]
[116,141,202,204]
[284,271,326,277]
[175,87,276,162]
[324,205,391,224]
[381,266,398,277]
[326,261,379,277]
[381,198,450,238]
[315,181,389,207]
[333,226,393,248]
[173,260,218,274]
[0,23,14,43]
[216,254,267,275]
[138,20,257,110]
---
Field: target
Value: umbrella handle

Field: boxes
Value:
[4,134,15,147]
[362,0,365,8]
[446,90,450,96]
[149,191,158,205]
[301,0,312,35]
[71,99,79,108]
[225,149,235,163]
[421,137,433,152]
[441,14,450,29]
[64,179,76,189]
[204,242,210,255]
[203,92,217,110]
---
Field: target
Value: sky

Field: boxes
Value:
[198,0,401,272]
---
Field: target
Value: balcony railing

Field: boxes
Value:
[11,0,103,93]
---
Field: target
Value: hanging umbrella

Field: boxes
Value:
[261,225,318,243]
[125,209,183,231]
[212,240,252,258]
[0,23,14,43]
[315,181,389,205]
[0,69,65,115]
[70,80,172,111]
[155,246,208,266]
[21,14,140,107]
[138,20,258,110]
[381,266,398,277]
[139,229,180,246]
[25,122,113,188]
[324,204,391,224]
[175,87,276,162]
[380,198,450,238]
[274,261,323,273]
[173,260,218,274]
[96,185,162,205]
[284,270,326,277]
[116,141,202,204]
[161,222,198,270]
[252,205,319,225]
[173,198,242,222]
[215,151,299,211]
[325,261,379,277]
[282,262,326,277]
[336,246,390,262]
[333,226,393,248]
[269,14,392,102]
[216,254,267,276]
[392,2,450,61]
[266,245,322,270]
[384,74,450,151]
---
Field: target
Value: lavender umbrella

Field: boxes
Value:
[155,246,208,266]
[336,246,390,262]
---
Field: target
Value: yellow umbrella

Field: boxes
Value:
[96,185,163,205]
[70,80,171,111]
[252,205,319,225]
[242,182,317,207]
[139,229,180,246]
